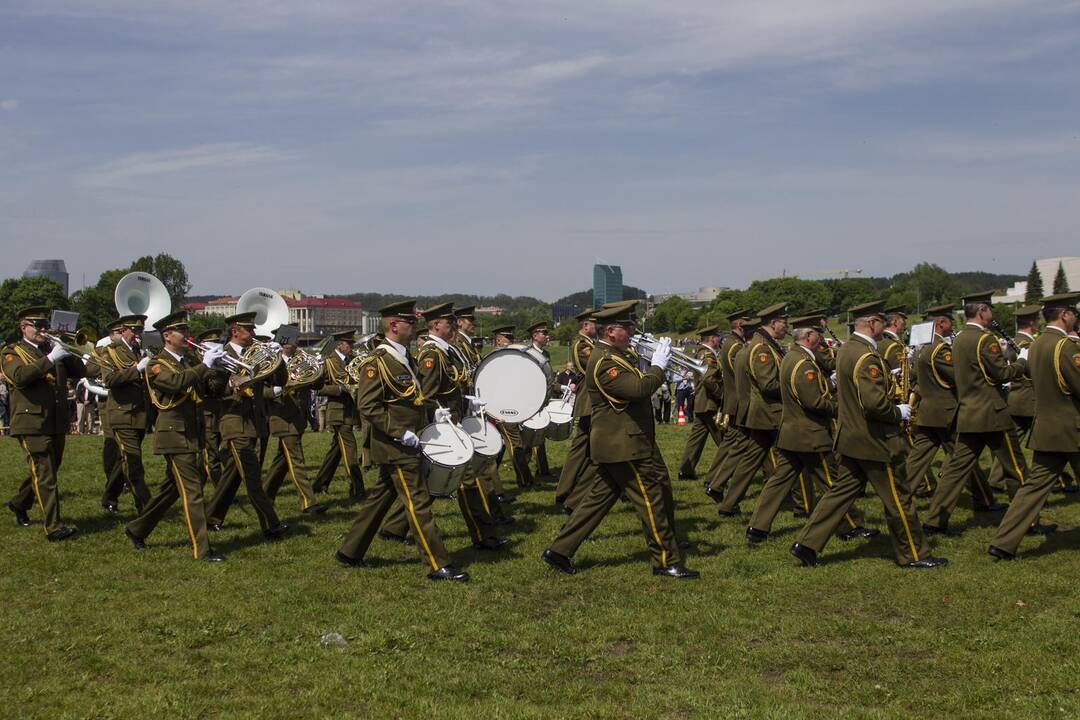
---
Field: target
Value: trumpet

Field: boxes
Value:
[185,339,256,376]
[630,333,708,376]
[44,333,119,372]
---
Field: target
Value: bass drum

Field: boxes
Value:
[544,399,574,441]
[473,348,548,423]
[419,422,474,498]
[460,416,504,472]
[520,407,550,448]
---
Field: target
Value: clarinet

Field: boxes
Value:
[989,320,1020,355]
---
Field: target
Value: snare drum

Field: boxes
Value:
[544,399,574,441]
[419,422,474,498]
[460,416,503,472]
[520,408,550,448]
[473,347,548,423]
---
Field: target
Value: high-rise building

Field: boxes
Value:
[593,264,623,308]
[23,259,69,296]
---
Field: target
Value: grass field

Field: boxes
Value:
[2,424,1080,720]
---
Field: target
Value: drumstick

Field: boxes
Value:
[421,442,452,449]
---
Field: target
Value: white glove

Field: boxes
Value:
[202,342,223,352]
[898,403,912,421]
[650,337,672,371]
[401,430,420,448]
[202,345,225,369]
[465,395,486,412]
[47,344,70,363]
[265,341,282,352]
[890,367,902,377]
[137,356,150,372]
[272,386,284,397]
[559,384,571,393]
[87,382,109,398]
[830,372,838,385]
[1018,348,1029,361]
[434,407,452,423]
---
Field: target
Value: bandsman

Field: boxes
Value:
[88,320,128,513]
[677,325,724,481]
[194,328,227,486]
[525,320,559,477]
[703,309,751,502]
[313,330,366,499]
[554,308,599,512]
[490,325,536,490]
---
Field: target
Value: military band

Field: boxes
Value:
[313,330,366,499]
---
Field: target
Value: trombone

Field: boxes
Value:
[630,333,708,376]
[43,333,120,373]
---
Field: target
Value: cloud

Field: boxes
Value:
[81,142,296,188]
[0,99,17,111]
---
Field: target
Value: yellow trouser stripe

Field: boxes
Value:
[20,438,46,527]
[169,457,199,559]
[282,441,310,509]
[629,461,667,568]
[971,467,992,505]
[769,447,777,470]
[228,441,246,484]
[500,424,515,453]
[797,470,810,513]
[819,454,856,529]
[396,467,438,571]
[885,464,919,563]
[474,473,492,515]
[337,431,354,482]
[1002,431,1025,486]
[457,483,482,542]
[117,435,131,485]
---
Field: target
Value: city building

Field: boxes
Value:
[198,292,366,335]
[23,259,69,296]
[593,264,623,307]
[651,286,732,309]
[993,257,1080,303]
[551,303,584,325]
[476,306,504,316]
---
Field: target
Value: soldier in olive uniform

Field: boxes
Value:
[264,341,326,514]
[98,314,152,513]
[704,309,751,501]
[490,326,537,490]
[791,301,945,568]
[747,315,874,541]
[904,304,1001,509]
[336,301,468,581]
[542,301,698,578]
[204,312,289,538]
[715,304,790,516]
[89,320,128,513]
[677,325,724,480]
[124,311,224,561]
[314,330,366,499]
[2,307,87,539]
[554,308,599,511]
[989,293,1080,559]
[923,291,1035,535]
[525,320,561,477]
[194,328,226,487]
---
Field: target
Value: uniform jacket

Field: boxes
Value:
[418,339,464,422]
[833,334,904,463]
[745,330,785,431]
[99,340,148,430]
[776,346,836,453]
[570,334,595,419]
[953,323,1028,433]
[218,343,287,442]
[1027,327,1080,453]
[317,350,359,426]
[692,345,723,415]
[719,334,745,419]
[1,339,86,436]
[732,342,754,427]
[1006,332,1036,418]
[267,353,318,437]
[586,341,664,464]
[913,335,958,429]
[145,350,210,455]
[354,346,425,464]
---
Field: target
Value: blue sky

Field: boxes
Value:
[3,1,1079,299]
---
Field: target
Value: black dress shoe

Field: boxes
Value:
[1059,481,1079,494]
[789,543,819,567]
[428,566,469,582]
[335,550,372,568]
[491,514,514,526]
[7,501,30,527]
[677,538,692,550]
[124,527,147,550]
[791,509,809,519]
[263,522,289,540]
[717,507,740,518]
[915,488,935,499]
[495,493,516,504]
[378,531,415,546]
[904,556,949,569]
[746,527,770,544]
[202,552,226,563]
[988,545,1018,561]
[349,488,368,502]
[653,564,700,579]
[1027,522,1058,536]
[46,527,78,542]
[302,503,329,515]
[922,523,957,537]
[101,501,119,515]
[704,486,724,504]
[207,522,224,532]
[473,536,510,551]
[541,549,577,575]
[973,502,1008,513]
[839,526,880,541]
[678,471,698,481]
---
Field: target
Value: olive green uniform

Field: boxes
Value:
[924,324,1029,529]
[986,331,1036,489]
[555,335,594,505]
[314,350,365,496]
[548,341,682,570]
[200,392,223,486]
[2,339,86,534]
[678,345,723,478]
[86,349,126,506]
[126,350,214,558]
[264,364,319,511]
[795,334,931,565]
[990,327,1080,553]
[98,340,151,511]
[705,333,745,493]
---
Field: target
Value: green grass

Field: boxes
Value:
[2,428,1080,719]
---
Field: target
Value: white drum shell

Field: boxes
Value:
[544,399,574,441]
[473,349,549,423]
[520,408,550,448]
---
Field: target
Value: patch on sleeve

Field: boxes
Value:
[943,352,952,363]
[804,370,817,382]
[583,347,592,357]
[868,366,881,379]
[758,353,770,364]
[1073,354,1080,368]
[988,342,1001,355]
[151,365,161,375]
[366,367,376,379]
[423,358,434,369]
[606,367,619,379]
[3,354,13,362]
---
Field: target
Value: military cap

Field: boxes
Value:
[115,314,147,330]
[1014,304,1043,319]
[224,311,258,328]
[697,324,721,338]
[961,290,995,306]
[743,317,762,330]
[528,321,550,335]
[601,299,637,311]
[847,300,887,319]
[883,304,908,318]
[922,303,955,319]
[195,329,223,343]
[17,306,50,323]
[574,307,597,322]
[756,303,788,321]
[154,310,190,332]
[1040,292,1080,311]
[594,301,639,325]
[106,318,126,332]
[455,305,476,321]
[790,314,826,330]
[490,325,515,338]
[421,302,455,322]
[379,299,416,318]
[725,308,750,322]
[330,330,356,342]
[255,334,272,342]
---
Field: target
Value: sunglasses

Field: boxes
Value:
[29,320,48,329]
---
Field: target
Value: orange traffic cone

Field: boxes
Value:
[677,407,687,426]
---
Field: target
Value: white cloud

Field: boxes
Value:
[0,99,18,111]
[81,142,296,188]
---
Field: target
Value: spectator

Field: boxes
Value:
[0,379,8,435]
[675,371,694,422]
[75,378,95,435]
[67,380,78,434]
[555,362,575,388]
[658,382,672,424]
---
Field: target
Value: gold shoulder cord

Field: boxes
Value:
[789,357,807,404]
[929,343,953,389]
[371,354,424,406]
[4,343,54,384]
[974,333,997,386]
[851,350,885,410]
[144,357,195,411]
[1053,338,1072,396]
[106,345,136,371]
[592,351,642,413]
[423,345,460,388]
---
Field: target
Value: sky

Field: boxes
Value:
[3,1,1080,300]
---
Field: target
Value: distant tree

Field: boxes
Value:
[649,297,699,333]
[69,254,193,334]
[1053,262,1070,294]
[0,276,69,343]
[1024,261,1045,304]
[888,263,958,311]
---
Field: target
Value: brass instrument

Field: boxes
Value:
[75,327,97,347]
[185,339,282,389]
[44,333,120,372]
[630,333,708,376]
[344,348,374,383]
[285,351,324,391]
